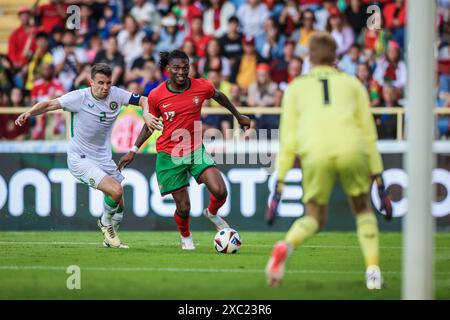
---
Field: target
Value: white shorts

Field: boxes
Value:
[67,154,124,189]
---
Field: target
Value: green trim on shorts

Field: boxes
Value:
[70,112,74,138]
[156,145,216,195]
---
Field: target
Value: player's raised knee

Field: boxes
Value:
[109,183,123,202]
[212,186,227,201]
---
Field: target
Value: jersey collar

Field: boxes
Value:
[166,78,191,94]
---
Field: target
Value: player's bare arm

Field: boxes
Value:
[138,96,163,132]
[117,123,154,172]
[15,98,62,127]
[212,89,254,129]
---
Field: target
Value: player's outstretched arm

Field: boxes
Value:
[212,89,254,130]
[117,123,154,172]
[138,96,163,132]
[15,98,62,127]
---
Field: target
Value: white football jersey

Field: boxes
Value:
[58,86,137,162]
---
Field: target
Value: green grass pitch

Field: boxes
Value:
[0,231,449,299]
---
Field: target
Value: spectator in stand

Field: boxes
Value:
[77,5,98,48]
[237,0,269,37]
[0,54,14,93]
[48,26,64,51]
[234,35,265,94]
[73,63,91,89]
[279,0,301,38]
[8,7,37,72]
[130,0,161,36]
[172,0,203,34]
[140,60,163,96]
[0,88,29,140]
[181,38,200,73]
[155,15,186,53]
[292,9,317,58]
[247,63,279,138]
[298,0,322,11]
[94,35,126,86]
[356,62,381,107]
[265,0,284,21]
[374,84,400,140]
[86,34,103,63]
[383,0,406,50]
[202,69,234,139]
[52,30,88,91]
[326,6,355,57]
[25,32,53,92]
[118,15,146,68]
[373,40,407,95]
[344,0,369,38]
[338,43,364,76]
[203,0,236,38]
[128,36,159,83]
[270,40,296,84]
[156,0,172,17]
[255,18,286,61]
[185,15,213,58]
[286,57,302,83]
[437,72,450,138]
[30,63,66,140]
[32,0,67,34]
[219,16,243,74]
[198,39,231,80]
[314,0,335,31]
[359,8,392,58]
[99,5,122,40]
[126,80,142,95]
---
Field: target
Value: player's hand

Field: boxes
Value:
[265,180,284,226]
[237,114,252,130]
[143,112,163,131]
[117,152,135,172]
[15,112,31,127]
[374,174,392,221]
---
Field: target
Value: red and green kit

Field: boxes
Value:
[148,77,217,195]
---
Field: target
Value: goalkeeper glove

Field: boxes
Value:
[374,174,393,221]
[265,180,284,226]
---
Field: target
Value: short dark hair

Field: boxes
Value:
[159,50,190,69]
[228,16,239,24]
[91,63,112,79]
[36,31,48,40]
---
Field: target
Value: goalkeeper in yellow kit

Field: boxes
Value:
[265,33,391,290]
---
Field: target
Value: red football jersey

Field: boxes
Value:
[148,77,215,156]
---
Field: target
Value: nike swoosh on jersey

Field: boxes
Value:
[162,103,173,108]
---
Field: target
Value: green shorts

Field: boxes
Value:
[156,145,216,195]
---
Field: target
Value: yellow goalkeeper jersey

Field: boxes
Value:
[277,65,383,180]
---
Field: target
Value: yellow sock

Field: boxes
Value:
[285,216,319,248]
[356,211,380,267]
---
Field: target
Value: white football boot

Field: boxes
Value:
[181,234,196,250]
[97,219,124,249]
[102,216,129,249]
[203,208,229,230]
[366,265,383,290]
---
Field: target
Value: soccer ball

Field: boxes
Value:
[214,228,241,254]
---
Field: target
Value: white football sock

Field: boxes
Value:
[101,198,119,226]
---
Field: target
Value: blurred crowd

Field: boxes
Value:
[0,0,447,141]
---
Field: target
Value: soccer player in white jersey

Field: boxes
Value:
[15,63,163,248]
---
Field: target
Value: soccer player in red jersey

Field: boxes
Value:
[118,50,252,250]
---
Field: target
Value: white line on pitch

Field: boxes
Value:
[0,265,449,276]
[0,241,449,250]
